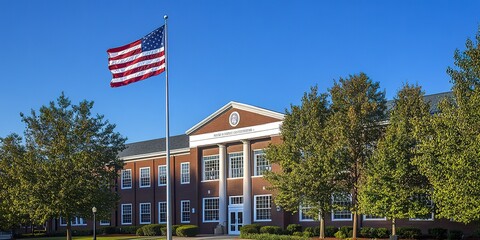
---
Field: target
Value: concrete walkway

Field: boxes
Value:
[174,234,240,239]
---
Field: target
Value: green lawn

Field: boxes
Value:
[21,236,165,240]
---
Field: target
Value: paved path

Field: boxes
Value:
[174,234,240,239]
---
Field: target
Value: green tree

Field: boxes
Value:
[358,84,432,236]
[265,86,346,239]
[414,28,480,223]
[328,73,387,239]
[1,93,126,240]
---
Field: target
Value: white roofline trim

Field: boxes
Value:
[185,101,284,135]
[121,148,190,161]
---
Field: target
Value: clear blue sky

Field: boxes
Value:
[1,1,479,143]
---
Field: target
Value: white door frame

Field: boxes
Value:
[228,206,243,235]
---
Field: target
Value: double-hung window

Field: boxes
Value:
[121,204,132,225]
[158,202,167,223]
[299,204,314,221]
[203,197,219,222]
[181,163,190,184]
[332,194,352,221]
[254,195,272,221]
[121,169,132,189]
[139,203,151,224]
[181,200,191,223]
[229,152,243,178]
[158,165,167,186]
[203,155,219,181]
[139,167,150,188]
[254,150,270,176]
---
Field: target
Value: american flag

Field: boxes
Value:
[107,26,165,87]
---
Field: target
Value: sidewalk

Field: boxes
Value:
[174,234,241,239]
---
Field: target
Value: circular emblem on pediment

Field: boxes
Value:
[229,111,240,127]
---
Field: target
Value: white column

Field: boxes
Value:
[242,140,252,225]
[218,144,227,229]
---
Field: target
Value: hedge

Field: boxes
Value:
[240,233,309,240]
[240,224,262,235]
[260,226,283,235]
[176,225,199,237]
[397,227,422,239]
[286,224,302,235]
[429,228,448,240]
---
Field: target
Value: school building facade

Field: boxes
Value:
[57,94,477,235]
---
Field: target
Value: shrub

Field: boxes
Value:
[239,233,309,240]
[448,230,463,240]
[176,225,199,237]
[117,226,140,234]
[429,228,448,240]
[335,230,347,239]
[287,224,302,235]
[101,226,116,234]
[360,227,373,238]
[241,224,261,235]
[142,224,163,236]
[136,227,144,236]
[375,228,389,238]
[397,227,422,239]
[260,226,283,235]
[340,226,354,237]
[303,231,314,238]
[325,226,337,237]
[293,231,303,237]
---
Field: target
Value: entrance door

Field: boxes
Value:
[228,208,243,235]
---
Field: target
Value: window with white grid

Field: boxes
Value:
[254,195,272,221]
[99,219,110,226]
[139,203,151,224]
[332,194,352,221]
[158,165,166,186]
[363,215,386,221]
[229,196,244,205]
[121,204,132,225]
[121,169,132,189]
[254,150,270,176]
[158,202,167,223]
[203,155,219,181]
[300,204,314,221]
[181,200,191,223]
[203,197,219,222]
[139,167,150,188]
[229,152,243,178]
[181,162,190,184]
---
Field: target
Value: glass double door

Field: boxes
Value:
[228,208,243,235]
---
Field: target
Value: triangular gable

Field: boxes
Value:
[186,101,284,136]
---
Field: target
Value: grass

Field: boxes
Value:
[21,236,165,240]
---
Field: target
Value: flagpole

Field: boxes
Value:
[164,14,173,240]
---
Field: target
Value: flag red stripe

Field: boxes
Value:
[107,39,141,54]
[112,60,165,78]
[110,68,165,88]
[108,51,165,70]
[108,48,143,61]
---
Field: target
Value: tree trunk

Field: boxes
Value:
[392,218,396,236]
[319,212,325,239]
[66,220,72,240]
[352,211,358,240]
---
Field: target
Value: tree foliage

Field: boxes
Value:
[358,84,432,235]
[0,93,126,239]
[328,73,387,239]
[265,86,346,238]
[414,28,480,223]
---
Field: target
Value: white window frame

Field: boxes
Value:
[299,204,315,222]
[181,200,191,223]
[229,195,244,205]
[121,203,133,225]
[158,165,167,186]
[59,217,87,226]
[158,202,167,224]
[180,162,190,184]
[254,194,272,222]
[139,203,151,224]
[121,169,132,189]
[99,219,110,226]
[363,215,387,221]
[332,194,353,221]
[139,167,151,188]
[254,150,270,176]
[203,197,220,223]
[229,152,244,178]
[202,155,219,181]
